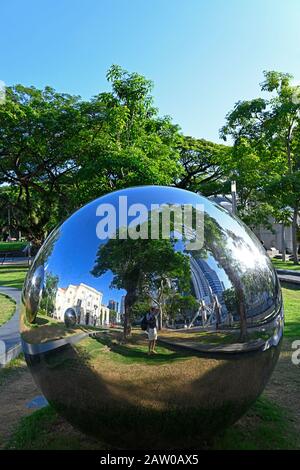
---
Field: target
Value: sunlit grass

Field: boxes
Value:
[0,266,28,289]
[272,259,300,271]
[0,354,25,387]
[0,293,16,326]
[281,283,300,338]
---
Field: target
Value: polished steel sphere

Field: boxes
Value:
[64,308,77,328]
[20,186,283,449]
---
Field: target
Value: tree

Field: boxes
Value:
[196,213,250,341]
[0,67,183,243]
[165,292,198,323]
[0,85,83,244]
[39,272,59,316]
[73,65,182,206]
[221,71,300,263]
[175,136,232,196]
[91,233,191,340]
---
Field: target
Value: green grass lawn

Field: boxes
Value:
[7,406,101,450]
[0,266,28,289]
[281,283,300,338]
[213,396,299,450]
[79,333,189,366]
[272,258,300,271]
[6,395,298,450]
[0,241,27,252]
[0,354,25,387]
[0,293,16,326]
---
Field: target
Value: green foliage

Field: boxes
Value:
[39,272,59,315]
[91,235,191,333]
[175,136,232,195]
[0,85,82,243]
[2,65,300,261]
[221,70,300,262]
[0,66,182,244]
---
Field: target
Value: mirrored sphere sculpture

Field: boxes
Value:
[21,186,283,449]
[64,308,77,328]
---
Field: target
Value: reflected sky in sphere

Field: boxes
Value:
[32,185,278,312]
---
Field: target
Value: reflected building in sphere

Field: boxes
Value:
[120,295,126,322]
[108,299,120,323]
[120,296,125,314]
[190,258,228,321]
[20,185,283,449]
[55,283,110,326]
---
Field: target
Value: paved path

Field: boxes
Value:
[277,269,300,285]
[0,287,22,366]
[0,256,31,266]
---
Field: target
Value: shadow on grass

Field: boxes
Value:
[92,334,190,365]
[0,354,26,387]
[282,282,300,291]
[23,333,281,449]
[283,323,300,338]
[0,266,28,290]
[8,393,298,450]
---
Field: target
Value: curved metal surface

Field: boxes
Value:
[20,186,283,449]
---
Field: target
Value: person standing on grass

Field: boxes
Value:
[146,307,158,355]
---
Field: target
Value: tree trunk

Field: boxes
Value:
[236,287,247,342]
[292,206,299,265]
[123,290,135,341]
[158,305,163,330]
[281,224,286,262]
[211,244,248,342]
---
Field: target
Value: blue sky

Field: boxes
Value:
[1,0,300,142]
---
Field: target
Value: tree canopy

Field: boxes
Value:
[1,66,299,265]
[221,70,300,263]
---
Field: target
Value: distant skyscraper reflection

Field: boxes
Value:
[190,257,228,319]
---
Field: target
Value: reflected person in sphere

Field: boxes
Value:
[213,294,222,330]
[146,307,158,355]
[200,299,207,326]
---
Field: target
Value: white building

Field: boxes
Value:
[55,283,110,326]
[253,219,294,253]
[120,295,125,315]
[209,195,298,254]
